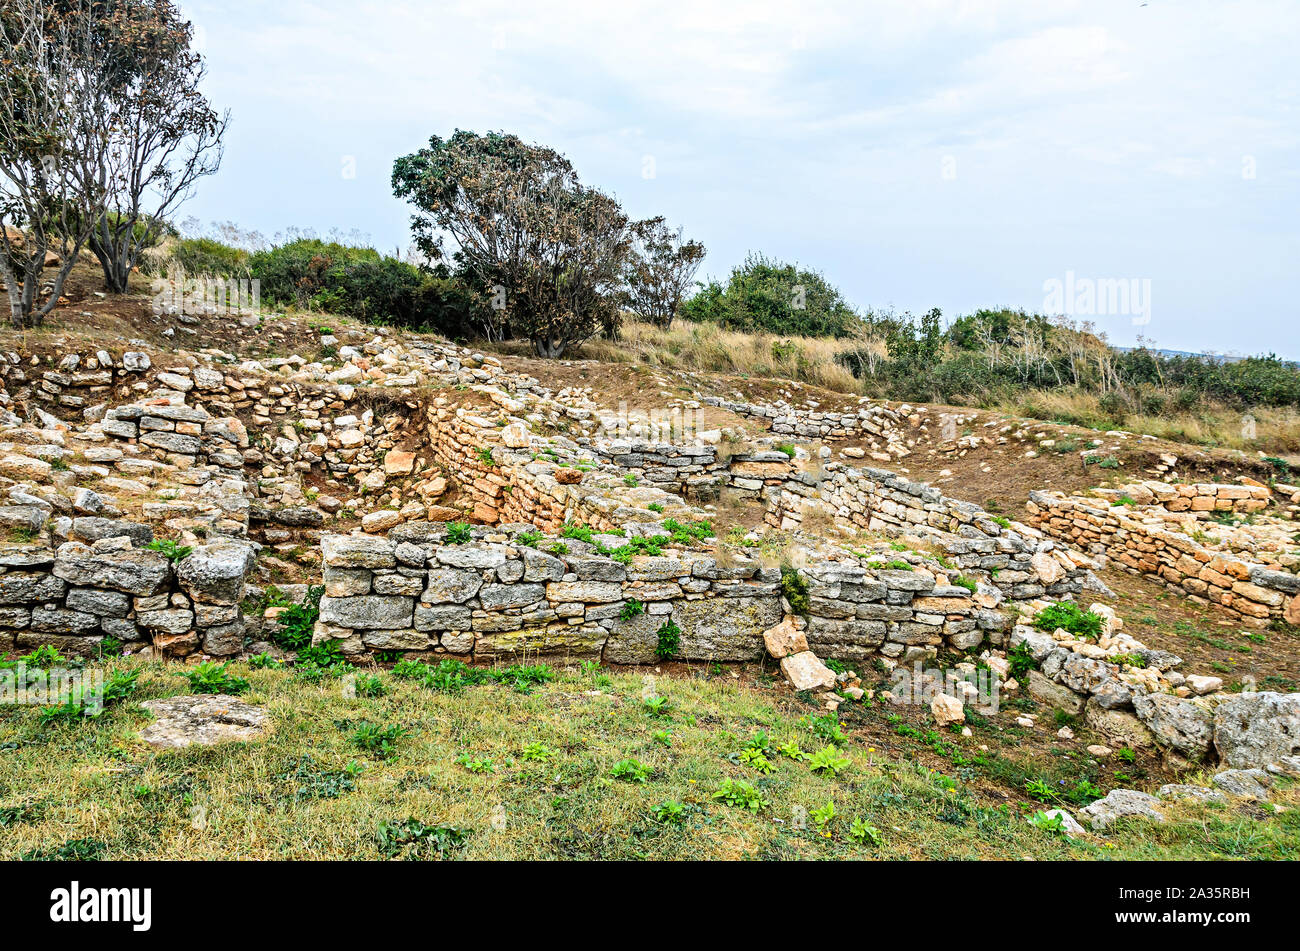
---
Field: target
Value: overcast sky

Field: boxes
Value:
[180,0,1299,357]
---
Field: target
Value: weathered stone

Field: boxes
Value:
[545,580,623,603]
[139,694,269,749]
[1211,768,1273,801]
[0,545,55,569]
[930,692,965,727]
[1157,783,1226,804]
[421,568,483,604]
[1027,669,1086,715]
[321,534,396,569]
[319,595,413,630]
[1133,693,1214,761]
[414,604,472,631]
[480,583,546,609]
[670,596,782,662]
[1080,789,1166,831]
[0,571,67,604]
[435,546,507,569]
[175,542,253,604]
[360,628,429,651]
[140,431,201,455]
[1213,692,1300,769]
[29,607,99,634]
[65,587,131,618]
[1084,706,1154,747]
[762,616,807,658]
[323,567,371,597]
[70,517,153,545]
[54,543,170,595]
[137,608,195,636]
[781,651,837,692]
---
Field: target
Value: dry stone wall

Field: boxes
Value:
[0,536,255,659]
[1027,490,1300,625]
[312,527,1013,666]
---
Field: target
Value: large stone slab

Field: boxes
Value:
[139,694,269,749]
[53,543,171,596]
[319,595,413,630]
[1133,693,1214,761]
[1213,692,1300,769]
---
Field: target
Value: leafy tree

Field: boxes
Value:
[392,130,635,357]
[679,252,861,338]
[623,216,705,329]
[0,0,94,326]
[71,0,227,292]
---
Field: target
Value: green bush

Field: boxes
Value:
[247,238,484,336]
[1032,602,1104,640]
[680,252,861,338]
[171,237,250,277]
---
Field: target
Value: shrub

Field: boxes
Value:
[680,252,861,338]
[1032,602,1104,640]
[654,620,681,659]
[271,585,323,652]
[169,236,250,277]
[248,237,485,336]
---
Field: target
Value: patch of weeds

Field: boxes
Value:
[712,779,768,811]
[849,816,882,846]
[278,756,360,801]
[1032,602,1103,640]
[650,800,685,825]
[520,742,554,763]
[560,522,596,543]
[353,673,386,698]
[20,838,107,861]
[643,695,671,718]
[185,661,250,696]
[517,529,543,548]
[609,758,653,784]
[455,753,496,774]
[351,721,407,759]
[807,746,850,775]
[618,600,645,621]
[654,619,681,660]
[810,801,836,837]
[144,538,191,562]
[806,712,847,745]
[270,584,323,651]
[780,564,810,614]
[375,818,469,859]
[444,521,473,544]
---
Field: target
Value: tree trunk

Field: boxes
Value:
[533,337,568,359]
[89,237,131,294]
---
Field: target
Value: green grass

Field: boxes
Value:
[0,657,1296,860]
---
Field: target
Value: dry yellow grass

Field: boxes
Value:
[995,388,1300,453]
[578,318,875,394]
